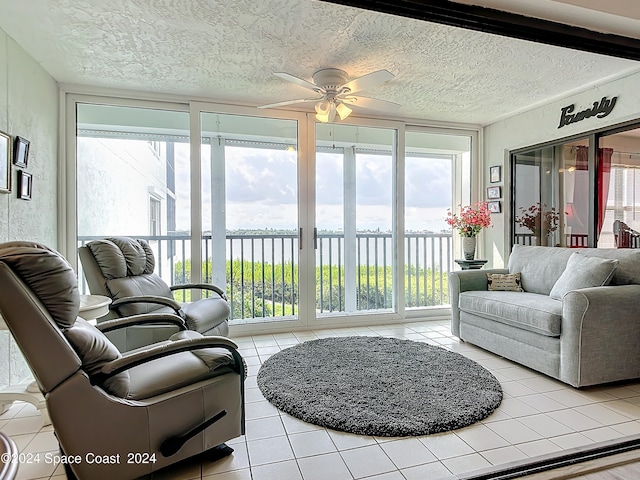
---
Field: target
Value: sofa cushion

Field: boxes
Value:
[507,246,640,293]
[487,272,524,292]
[458,291,563,337]
[549,253,618,300]
[508,245,575,295]
[575,248,640,285]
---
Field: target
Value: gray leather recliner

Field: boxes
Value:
[0,241,245,480]
[79,237,230,351]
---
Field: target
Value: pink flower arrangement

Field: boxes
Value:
[446,202,492,237]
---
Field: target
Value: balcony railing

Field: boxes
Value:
[515,233,589,247]
[78,231,453,322]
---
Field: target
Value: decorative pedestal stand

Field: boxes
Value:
[0,316,50,425]
[455,259,488,270]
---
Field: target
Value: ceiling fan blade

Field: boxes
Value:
[341,69,394,94]
[273,72,323,92]
[258,97,321,109]
[341,96,401,111]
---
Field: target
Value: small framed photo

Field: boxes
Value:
[13,136,30,168]
[1,131,10,193]
[490,165,501,183]
[17,170,32,200]
[487,200,501,213]
[486,186,501,199]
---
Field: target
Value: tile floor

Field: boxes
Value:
[2,319,640,480]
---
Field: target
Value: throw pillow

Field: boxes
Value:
[549,252,619,300]
[487,272,524,292]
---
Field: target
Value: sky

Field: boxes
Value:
[174,144,453,233]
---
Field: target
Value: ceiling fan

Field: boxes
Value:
[258,68,401,123]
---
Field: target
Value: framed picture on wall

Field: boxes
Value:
[486,186,501,199]
[13,136,30,168]
[1,131,10,193]
[490,165,501,183]
[18,170,32,200]
[487,200,501,213]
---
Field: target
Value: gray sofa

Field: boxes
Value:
[449,245,640,387]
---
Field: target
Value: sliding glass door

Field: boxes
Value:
[76,103,191,290]
[315,123,399,318]
[199,111,301,325]
[404,130,470,309]
[72,96,475,332]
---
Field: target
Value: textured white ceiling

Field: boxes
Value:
[0,0,639,125]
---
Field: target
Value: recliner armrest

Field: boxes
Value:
[96,313,187,333]
[96,336,244,380]
[170,283,228,300]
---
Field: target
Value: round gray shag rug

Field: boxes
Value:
[257,336,502,437]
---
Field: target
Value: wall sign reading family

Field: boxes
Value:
[558,96,617,129]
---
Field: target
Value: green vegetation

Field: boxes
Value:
[174,258,449,320]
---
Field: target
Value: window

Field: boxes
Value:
[148,140,162,158]
[149,196,161,236]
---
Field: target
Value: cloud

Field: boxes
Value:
[175,144,453,232]
[226,148,297,205]
[405,157,452,208]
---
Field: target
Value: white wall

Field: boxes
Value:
[0,28,59,387]
[483,69,640,267]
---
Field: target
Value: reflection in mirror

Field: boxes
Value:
[512,138,591,248]
[512,127,640,250]
[599,128,640,248]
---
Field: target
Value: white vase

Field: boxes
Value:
[462,236,476,260]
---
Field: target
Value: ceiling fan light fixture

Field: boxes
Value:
[315,100,330,122]
[336,102,352,120]
[315,100,339,123]
[315,110,330,123]
[314,100,348,123]
[315,101,329,114]
[328,102,337,123]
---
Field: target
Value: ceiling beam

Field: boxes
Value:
[320,0,640,61]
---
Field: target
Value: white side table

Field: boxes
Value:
[0,296,111,424]
[79,294,112,323]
